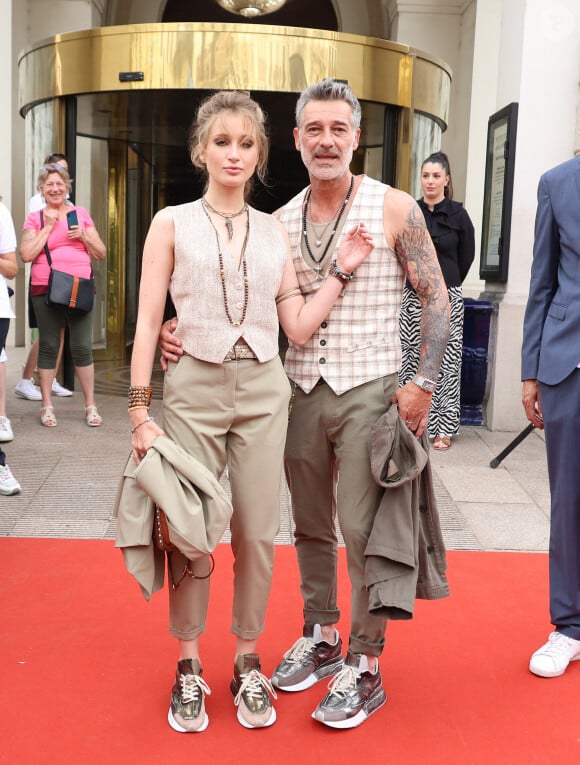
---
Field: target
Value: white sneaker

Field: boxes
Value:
[14,378,42,401]
[0,416,13,442]
[52,379,73,397]
[0,464,20,495]
[529,631,580,677]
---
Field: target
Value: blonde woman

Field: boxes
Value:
[129,90,373,733]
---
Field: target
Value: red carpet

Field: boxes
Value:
[1,539,578,764]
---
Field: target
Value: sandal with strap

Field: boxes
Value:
[433,435,452,451]
[85,405,102,427]
[40,405,57,427]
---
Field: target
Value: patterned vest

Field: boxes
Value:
[170,201,287,363]
[278,175,404,394]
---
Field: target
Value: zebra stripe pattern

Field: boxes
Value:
[398,284,465,439]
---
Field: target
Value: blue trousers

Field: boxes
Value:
[540,368,580,639]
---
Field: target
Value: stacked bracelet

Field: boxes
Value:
[329,260,354,281]
[131,416,155,434]
[128,385,152,411]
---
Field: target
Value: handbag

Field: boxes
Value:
[153,504,177,552]
[40,211,95,313]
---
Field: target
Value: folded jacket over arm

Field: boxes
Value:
[365,406,450,619]
[113,435,233,600]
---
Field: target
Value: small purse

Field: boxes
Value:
[40,211,95,313]
[153,505,177,552]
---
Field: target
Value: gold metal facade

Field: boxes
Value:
[19,24,450,122]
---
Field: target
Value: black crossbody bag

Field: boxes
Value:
[40,211,95,313]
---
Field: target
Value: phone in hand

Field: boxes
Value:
[66,209,79,229]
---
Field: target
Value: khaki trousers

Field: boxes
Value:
[285,374,397,657]
[163,354,290,641]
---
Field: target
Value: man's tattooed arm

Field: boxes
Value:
[394,200,450,381]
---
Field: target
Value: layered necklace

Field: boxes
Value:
[201,198,250,327]
[203,196,248,240]
[302,175,354,275]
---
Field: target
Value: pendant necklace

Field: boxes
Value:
[202,196,248,240]
[302,175,354,275]
[201,198,250,327]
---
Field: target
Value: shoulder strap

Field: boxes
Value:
[39,211,53,267]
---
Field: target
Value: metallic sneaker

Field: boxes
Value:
[0,464,21,495]
[529,631,580,677]
[0,416,13,443]
[271,623,343,691]
[14,378,42,401]
[168,658,211,733]
[51,379,73,397]
[312,650,387,729]
[230,653,277,729]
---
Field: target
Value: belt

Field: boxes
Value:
[223,344,258,362]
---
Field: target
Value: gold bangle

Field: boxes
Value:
[275,287,302,305]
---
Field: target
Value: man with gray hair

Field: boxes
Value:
[269,78,449,728]
[160,79,450,728]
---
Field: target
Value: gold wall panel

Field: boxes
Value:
[19,23,451,127]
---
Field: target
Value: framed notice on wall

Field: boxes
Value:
[479,103,518,281]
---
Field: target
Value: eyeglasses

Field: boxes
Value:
[41,163,66,171]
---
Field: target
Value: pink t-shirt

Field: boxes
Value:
[22,206,95,287]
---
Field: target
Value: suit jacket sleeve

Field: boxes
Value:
[521,173,560,381]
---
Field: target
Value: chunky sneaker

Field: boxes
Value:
[529,631,580,677]
[230,653,277,729]
[51,379,73,396]
[168,658,211,733]
[0,464,21,495]
[14,378,42,401]
[0,416,13,442]
[312,650,387,729]
[271,623,343,691]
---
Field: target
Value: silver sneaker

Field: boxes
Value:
[51,379,73,397]
[14,378,41,401]
[0,416,14,442]
[272,623,343,691]
[312,651,387,729]
[0,464,21,495]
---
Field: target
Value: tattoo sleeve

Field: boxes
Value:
[394,201,450,381]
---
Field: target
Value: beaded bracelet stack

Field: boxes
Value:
[128,385,153,412]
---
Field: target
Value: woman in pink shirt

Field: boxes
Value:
[19,164,106,427]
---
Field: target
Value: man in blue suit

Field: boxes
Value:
[522,154,580,677]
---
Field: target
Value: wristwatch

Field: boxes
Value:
[412,374,436,393]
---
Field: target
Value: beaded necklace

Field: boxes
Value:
[201,199,250,328]
[302,175,354,274]
[203,196,248,240]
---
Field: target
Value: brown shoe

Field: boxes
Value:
[230,653,277,729]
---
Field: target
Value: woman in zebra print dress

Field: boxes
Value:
[399,152,475,449]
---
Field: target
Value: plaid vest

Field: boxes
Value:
[279,176,404,394]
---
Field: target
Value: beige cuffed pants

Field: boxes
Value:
[162,354,290,641]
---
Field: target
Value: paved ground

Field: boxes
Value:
[0,346,551,551]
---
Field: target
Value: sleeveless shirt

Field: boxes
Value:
[278,175,405,394]
[170,200,287,363]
